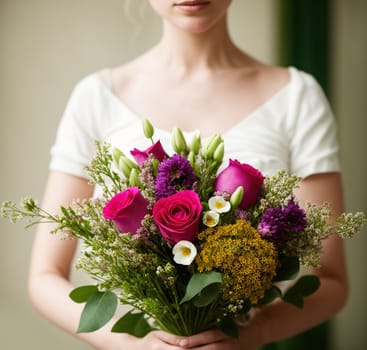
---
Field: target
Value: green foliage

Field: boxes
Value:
[69,285,99,303]
[77,291,118,333]
[283,275,320,308]
[257,285,282,305]
[219,316,239,338]
[273,256,300,282]
[112,311,154,337]
[180,271,222,305]
[85,141,126,198]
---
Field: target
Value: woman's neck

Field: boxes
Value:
[151,16,247,76]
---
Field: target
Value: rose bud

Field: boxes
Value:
[130,140,167,166]
[215,160,264,209]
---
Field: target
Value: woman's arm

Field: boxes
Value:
[178,172,349,349]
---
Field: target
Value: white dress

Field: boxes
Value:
[49,67,340,180]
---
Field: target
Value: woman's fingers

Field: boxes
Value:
[176,329,228,348]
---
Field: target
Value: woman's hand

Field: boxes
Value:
[172,327,259,350]
[103,323,261,350]
[104,330,192,350]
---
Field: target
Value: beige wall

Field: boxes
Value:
[0,1,365,349]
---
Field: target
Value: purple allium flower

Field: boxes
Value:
[258,199,307,248]
[154,154,196,199]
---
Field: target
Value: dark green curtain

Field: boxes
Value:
[260,1,331,350]
[279,0,330,93]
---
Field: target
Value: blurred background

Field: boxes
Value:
[0,1,366,349]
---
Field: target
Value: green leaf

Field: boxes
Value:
[111,311,154,337]
[77,291,118,333]
[283,275,320,308]
[193,283,221,307]
[219,316,238,338]
[69,285,99,303]
[180,271,222,305]
[257,285,282,305]
[273,256,300,282]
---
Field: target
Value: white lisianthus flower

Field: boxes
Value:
[172,240,197,265]
[202,210,220,227]
[208,196,231,213]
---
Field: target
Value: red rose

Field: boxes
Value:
[103,187,149,234]
[215,160,264,209]
[130,140,167,166]
[152,190,202,244]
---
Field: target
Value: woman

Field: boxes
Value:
[28,1,348,349]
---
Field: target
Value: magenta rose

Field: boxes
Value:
[152,190,202,244]
[130,140,167,166]
[215,160,265,209]
[103,187,149,234]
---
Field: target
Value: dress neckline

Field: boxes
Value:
[98,67,294,138]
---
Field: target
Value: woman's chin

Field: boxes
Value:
[170,17,224,34]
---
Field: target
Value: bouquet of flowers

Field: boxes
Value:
[2,119,366,338]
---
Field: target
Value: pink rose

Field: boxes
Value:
[215,160,264,209]
[152,190,202,244]
[130,140,167,166]
[103,187,149,234]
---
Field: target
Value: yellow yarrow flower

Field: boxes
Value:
[196,219,278,305]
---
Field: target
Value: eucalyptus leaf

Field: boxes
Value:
[77,291,118,333]
[193,283,221,307]
[180,271,222,305]
[273,256,300,282]
[112,311,153,337]
[257,285,282,305]
[69,285,99,303]
[283,275,320,308]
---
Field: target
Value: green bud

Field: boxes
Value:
[151,158,160,176]
[202,133,222,159]
[230,186,244,209]
[189,134,201,154]
[112,148,125,168]
[123,156,139,170]
[187,151,196,169]
[142,119,154,140]
[194,162,201,175]
[129,168,141,187]
[118,157,132,178]
[172,127,187,154]
[213,142,224,163]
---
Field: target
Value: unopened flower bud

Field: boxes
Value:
[129,168,141,187]
[189,134,201,154]
[187,151,196,169]
[230,186,244,210]
[142,119,154,140]
[202,133,222,159]
[112,148,125,168]
[213,142,224,163]
[118,155,138,178]
[172,127,187,154]
[118,157,132,178]
[151,158,160,175]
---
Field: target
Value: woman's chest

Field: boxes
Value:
[112,70,288,137]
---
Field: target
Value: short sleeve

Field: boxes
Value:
[287,70,340,178]
[49,75,101,179]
